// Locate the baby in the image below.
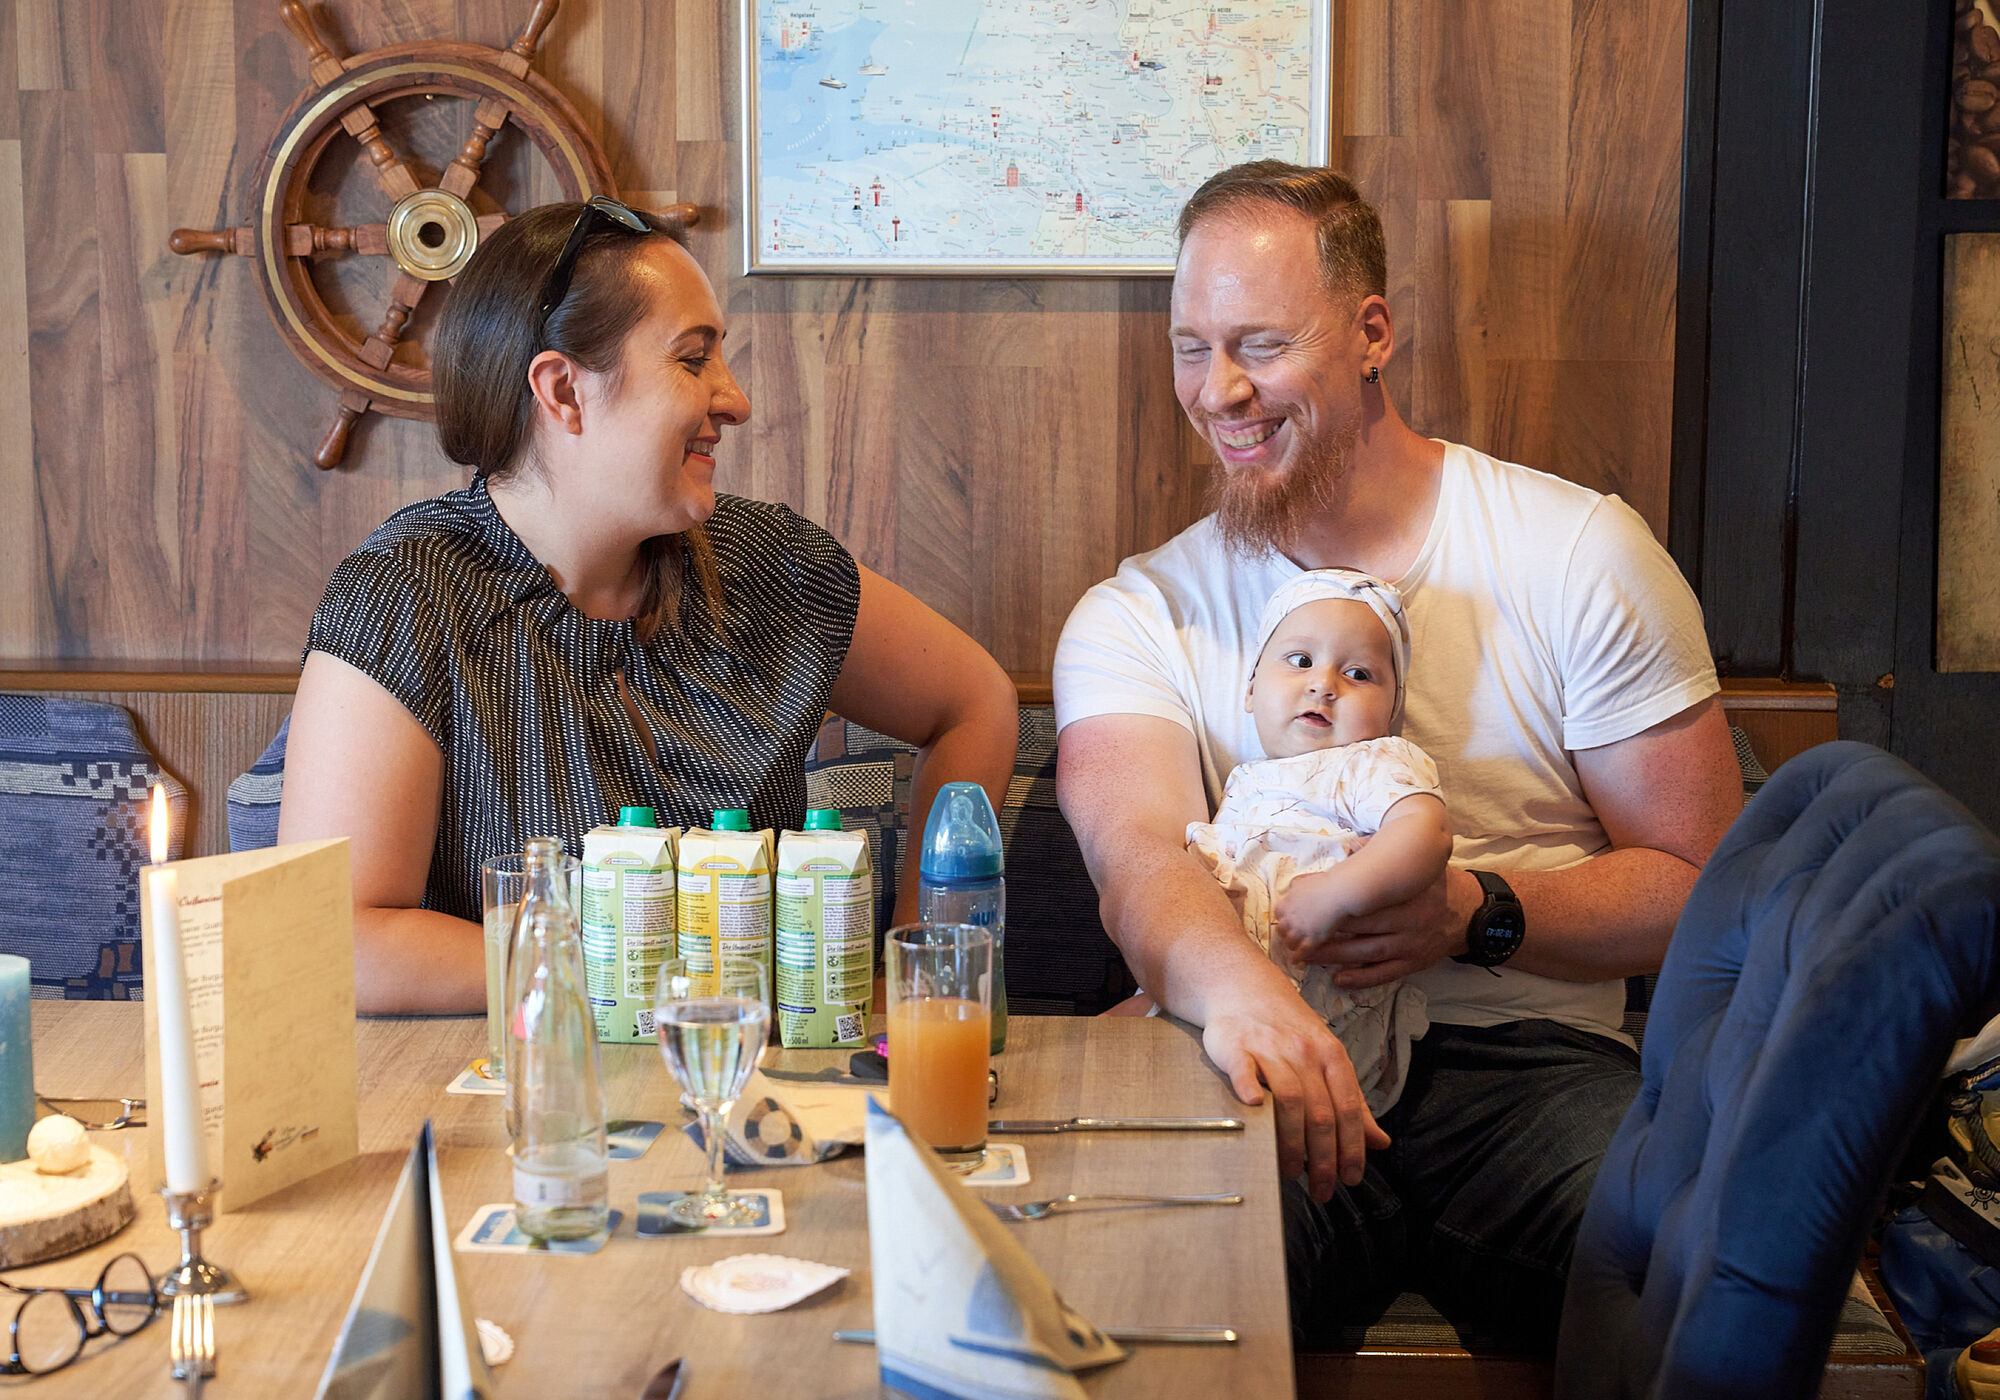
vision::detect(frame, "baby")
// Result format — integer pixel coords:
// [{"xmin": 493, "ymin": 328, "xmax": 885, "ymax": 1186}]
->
[{"xmin": 1186, "ymin": 569, "xmax": 1453, "ymax": 1117}]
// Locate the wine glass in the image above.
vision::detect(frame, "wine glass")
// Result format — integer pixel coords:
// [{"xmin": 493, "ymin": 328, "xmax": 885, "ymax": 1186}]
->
[{"xmin": 654, "ymin": 955, "xmax": 770, "ymax": 1227}]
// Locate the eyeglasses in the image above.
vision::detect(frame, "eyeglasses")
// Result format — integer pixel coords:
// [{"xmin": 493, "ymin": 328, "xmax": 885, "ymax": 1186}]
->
[
  {"xmin": 0, "ymin": 1253, "xmax": 158, "ymax": 1375},
  {"xmin": 536, "ymin": 195, "xmax": 652, "ymax": 324},
  {"xmin": 38, "ymin": 1096, "xmax": 144, "ymax": 1131}
]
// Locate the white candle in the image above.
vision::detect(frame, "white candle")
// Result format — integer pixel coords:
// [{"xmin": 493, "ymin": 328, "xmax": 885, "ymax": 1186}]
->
[{"xmin": 148, "ymin": 784, "xmax": 209, "ymax": 1195}]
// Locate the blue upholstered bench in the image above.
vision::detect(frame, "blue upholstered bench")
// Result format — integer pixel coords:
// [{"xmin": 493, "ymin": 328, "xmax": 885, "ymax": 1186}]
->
[{"xmin": 0, "ymin": 695, "xmax": 187, "ymax": 999}]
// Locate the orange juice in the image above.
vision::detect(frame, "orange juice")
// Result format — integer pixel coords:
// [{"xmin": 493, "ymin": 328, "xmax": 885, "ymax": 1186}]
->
[{"xmin": 887, "ymin": 996, "xmax": 990, "ymax": 1153}]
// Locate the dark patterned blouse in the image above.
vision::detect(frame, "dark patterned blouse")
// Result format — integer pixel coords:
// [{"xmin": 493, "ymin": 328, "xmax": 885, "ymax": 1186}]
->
[{"xmin": 305, "ymin": 478, "xmax": 860, "ymax": 921}]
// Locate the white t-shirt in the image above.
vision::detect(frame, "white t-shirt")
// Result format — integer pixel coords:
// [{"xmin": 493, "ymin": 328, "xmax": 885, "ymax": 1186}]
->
[{"xmin": 1052, "ymin": 441, "xmax": 1719, "ymax": 1039}]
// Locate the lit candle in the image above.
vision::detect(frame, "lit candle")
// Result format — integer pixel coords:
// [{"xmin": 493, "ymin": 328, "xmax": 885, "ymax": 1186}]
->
[{"xmin": 148, "ymin": 784, "xmax": 209, "ymax": 1194}]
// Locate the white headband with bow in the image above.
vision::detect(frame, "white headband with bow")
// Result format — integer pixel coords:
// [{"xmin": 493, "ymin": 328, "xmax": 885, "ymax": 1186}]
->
[{"xmin": 1252, "ymin": 568, "xmax": 1412, "ymax": 729}]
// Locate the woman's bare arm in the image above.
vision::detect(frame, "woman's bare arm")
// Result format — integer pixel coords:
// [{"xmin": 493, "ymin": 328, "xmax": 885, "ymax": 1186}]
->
[
  {"xmin": 278, "ymin": 651, "xmax": 484, "ymax": 1013},
  {"xmin": 828, "ymin": 567, "xmax": 1018, "ymax": 924}
]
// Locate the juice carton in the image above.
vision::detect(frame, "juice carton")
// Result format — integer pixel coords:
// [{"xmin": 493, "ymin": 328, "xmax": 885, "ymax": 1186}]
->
[
  {"xmin": 676, "ymin": 810, "xmax": 775, "ymax": 995},
  {"xmin": 580, "ymin": 807, "xmax": 679, "ymax": 1043},
  {"xmin": 775, "ymin": 812, "xmax": 875, "ymax": 1048}
]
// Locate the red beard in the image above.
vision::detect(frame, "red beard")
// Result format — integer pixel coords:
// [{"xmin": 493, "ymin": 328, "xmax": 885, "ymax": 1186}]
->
[{"xmin": 1198, "ymin": 403, "xmax": 1359, "ymax": 558}]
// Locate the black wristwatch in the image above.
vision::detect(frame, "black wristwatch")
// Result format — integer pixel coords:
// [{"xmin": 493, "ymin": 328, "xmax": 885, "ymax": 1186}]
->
[{"xmin": 1453, "ymin": 870, "xmax": 1525, "ymax": 968}]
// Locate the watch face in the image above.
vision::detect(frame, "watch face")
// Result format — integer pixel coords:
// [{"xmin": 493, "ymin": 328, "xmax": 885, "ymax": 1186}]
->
[{"xmin": 1475, "ymin": 906, "xmax": 1524, "ymax": 962}]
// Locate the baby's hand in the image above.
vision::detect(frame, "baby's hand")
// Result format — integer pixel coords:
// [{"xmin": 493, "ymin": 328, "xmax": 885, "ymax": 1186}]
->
[{"xmin": 1273, "ymin": 869, "xmax": 1359, "ymax": 961}]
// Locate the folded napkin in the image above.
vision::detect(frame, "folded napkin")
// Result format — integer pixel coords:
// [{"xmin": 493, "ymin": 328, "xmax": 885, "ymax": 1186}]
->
[
  {"xmin": 685, "ymin": 1069, "xmax": 873, "ymax": 1167},
  {"xmin": 316, "ymin": 1121, "xmax": 493, "ymax": 1400},
  {"xmin": 865, "ymin": 1097, "xmax": 1128, "ymax": 1400}
]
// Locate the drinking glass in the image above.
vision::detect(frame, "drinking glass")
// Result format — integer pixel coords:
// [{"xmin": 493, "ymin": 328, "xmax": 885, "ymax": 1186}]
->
[
  {"xmin": 885, "ymin": 922, "xmax": 992, "ymax": 1173},
  {"xmin": 481, "ymin": 853, "xmax": 581, "ymax": 1081},
  {"xmin": 654, "ymin": 955, "xmax": 770, "ymax": 1226}
]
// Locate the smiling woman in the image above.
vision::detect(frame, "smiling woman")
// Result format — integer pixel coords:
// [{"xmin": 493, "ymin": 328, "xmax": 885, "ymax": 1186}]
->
[{"xmin": 275, "ymin": 200, "xmax": 1019, "ymax": 1014}]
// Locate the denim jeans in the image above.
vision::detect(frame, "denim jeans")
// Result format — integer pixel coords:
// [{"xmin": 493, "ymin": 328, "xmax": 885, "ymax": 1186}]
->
[{"xmin": 1283, "ymin": 1018, "xmax": 1641, "ymax": 1351}]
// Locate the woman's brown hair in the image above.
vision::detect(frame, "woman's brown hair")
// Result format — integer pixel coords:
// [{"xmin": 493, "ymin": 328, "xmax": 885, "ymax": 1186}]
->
[{"xmin": 431, "ymin": 203, "xmax": 725, "ymax": 638}]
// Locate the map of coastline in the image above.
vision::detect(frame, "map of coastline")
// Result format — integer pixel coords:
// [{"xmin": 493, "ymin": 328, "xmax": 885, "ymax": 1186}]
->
[{"xmin": 750, "ymin": 0, "xmax": 1322, "ymax": 269}]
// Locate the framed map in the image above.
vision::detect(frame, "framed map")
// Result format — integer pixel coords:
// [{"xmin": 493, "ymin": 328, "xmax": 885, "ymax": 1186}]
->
[{"xmin": 739, "ymin": 0, "xmax": 1332, "ymax": 275}]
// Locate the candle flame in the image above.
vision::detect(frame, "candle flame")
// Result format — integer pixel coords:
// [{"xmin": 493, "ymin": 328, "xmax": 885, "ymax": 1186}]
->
[{"xmin": 150, "ymin": 783, "xmax": 168, "ymax": 865}]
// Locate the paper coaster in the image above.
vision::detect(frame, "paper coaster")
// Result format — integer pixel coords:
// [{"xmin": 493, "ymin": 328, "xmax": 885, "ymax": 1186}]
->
[
  {"xmin": 960, "ymin": 1143, "xmax": 1029, "ymax": 1187},
  {"xmin": 454, "ymin": 1204, "xmax": 622, "ymax": 1254},
  {"xmin": 607, "ymin": 1119, "xmax": 664, "ymax": 1160},
  {"xmin": 445, "ymin": 1061, "xmax": 505, "ymax": 1096},
  {"xmin": 679, "ymin": 1254, "xmax": 848, "ymax": 1314},
  {"xmin": 636, "ymin": 1189, "xmax": 786, "ymax": 1237}
]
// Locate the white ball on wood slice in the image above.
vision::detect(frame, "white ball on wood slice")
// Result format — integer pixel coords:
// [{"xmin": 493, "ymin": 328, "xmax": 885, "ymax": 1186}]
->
[{"xmin": 27, "ymin": 1116, "xmax": 89, "ymax": 1175}]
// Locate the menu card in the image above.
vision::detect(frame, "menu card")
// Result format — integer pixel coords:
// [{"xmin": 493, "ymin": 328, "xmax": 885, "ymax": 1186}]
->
[
  {"xmin": 140, "ymin": 838, "xmax": 357, "ymax": 1212},
  {"xmin": 316, "ymin": 1121, "xmax": 491, "ymax": 1400}
]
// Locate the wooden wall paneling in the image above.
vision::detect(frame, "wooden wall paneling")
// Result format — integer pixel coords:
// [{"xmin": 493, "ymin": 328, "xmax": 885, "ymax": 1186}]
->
[
  {"xmin": 88, "ymin": 0, "xmax": 163, "ymax": 153},
  {"xmin": 15, "ymin": 0, "xmax": 86, "ymax": 94},
  {"xmin": 0, "ymin": 137, "xmax": 39, "ymax": 656},
  {"xmin": 0, "ymin": 0, "xmax": 1688, "ymax": 681},
  {"xmin": 1563, "ymin": 0, "xmax": 1682, "ymax": 366},
  {"xmin": 92, "ymin": 148, "xmax": 181, "ymax": 654},
  {"xmin": 1417, "ymin": 0, "xmax": 1494, "ymax": 202},
  {"xmin": 23, "ymin": 88, "xmax": 104, "ymax": 654},
  {"xmin": 598, "ymin": 0, "xmax": 676, "ymax": 195},
  {"xmin": 0, "ymin": 2, "xmax": 21, "ymax": 141},
  {"xmin": 1481, "ymin": 0, "xmax": 1566, "ymax": 362},
  {"xmin": 1113, "ymin": 279, "xmax": 1202, "ymax": 569}
]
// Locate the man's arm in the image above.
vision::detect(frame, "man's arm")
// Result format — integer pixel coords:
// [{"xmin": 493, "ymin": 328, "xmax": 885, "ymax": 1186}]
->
[
  {"xmin": 1057, "ymin": 713, "xmax": 1389, "ymax": 1198},
  {"xmin": 1315, "ymin": 694, "xmax": 1743, "ymax": 988}
]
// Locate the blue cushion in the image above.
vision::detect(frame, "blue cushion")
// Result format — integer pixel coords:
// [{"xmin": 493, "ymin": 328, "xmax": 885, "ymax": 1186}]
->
[
  {"xmin": 0, "ymin": 695, "xmax": 187, "ymax": 999},
  {"xmin": 226, "ymin": 716, "xmax": 289, "ymax": 853},
  {"xmin": 1556, "ymin": 742, "xmax": 2000, "ymax": 1399}
]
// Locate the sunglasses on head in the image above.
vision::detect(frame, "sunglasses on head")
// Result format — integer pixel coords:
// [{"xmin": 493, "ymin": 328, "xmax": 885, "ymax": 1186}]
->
[{"xmin": 536, "ymin": 195, "xmax": 652, "ymax": 324}]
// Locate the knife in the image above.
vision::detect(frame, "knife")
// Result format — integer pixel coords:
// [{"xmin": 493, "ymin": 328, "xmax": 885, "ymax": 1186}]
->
[
  {"xmin": 986, "ymin": 1116, "xmax": 1244, "ymax": 1134},
  {"xmin": 834, "ymin": 1326, "xmax": 1237, "ymax": 1346}
]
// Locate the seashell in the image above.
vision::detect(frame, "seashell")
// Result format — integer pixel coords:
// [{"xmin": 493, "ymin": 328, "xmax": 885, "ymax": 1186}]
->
[
  {"xmin": 26, "ymin": 1117, "xmax": 89, "ymax": 1175},
  {"xmin": 475, "ymin": 1317, "xmax": 514, "ymax": 1366},
  {"xmin": 678, "ymin": 1254, "xmax": 850, "ymax": 1314}
]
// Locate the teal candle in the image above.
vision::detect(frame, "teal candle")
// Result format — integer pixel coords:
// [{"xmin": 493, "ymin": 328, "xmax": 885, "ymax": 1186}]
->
[{"xmin": 0, "ymin": 956, "xmax": 32, "ymax": 1162}]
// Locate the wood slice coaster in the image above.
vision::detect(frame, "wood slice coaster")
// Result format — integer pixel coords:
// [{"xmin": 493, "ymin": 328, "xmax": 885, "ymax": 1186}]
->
[{"xmin": 0, "ymin": 1146, "xmax": 134, "ymax": 1267}]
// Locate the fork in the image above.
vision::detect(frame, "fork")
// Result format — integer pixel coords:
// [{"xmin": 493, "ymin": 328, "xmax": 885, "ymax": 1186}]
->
[
  {"xmin": 987, "ymin": 1192, "xmax": 1244, "ymax": 1221},
  {"xmin": 170, "ymin": 1293, "xmax": 215, "ymax": 1394}
]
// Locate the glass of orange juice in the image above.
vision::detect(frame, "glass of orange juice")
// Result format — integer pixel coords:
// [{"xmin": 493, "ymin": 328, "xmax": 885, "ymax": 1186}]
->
[{"xmin": 885, "ymin": 922, "xmax": 992, "ymax": 1173}]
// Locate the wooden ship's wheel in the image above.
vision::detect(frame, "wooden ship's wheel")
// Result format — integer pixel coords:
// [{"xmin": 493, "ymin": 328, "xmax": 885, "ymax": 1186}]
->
[{"xmin": 170, "ymin": 0, "xmax": 697, "ymax": 469}]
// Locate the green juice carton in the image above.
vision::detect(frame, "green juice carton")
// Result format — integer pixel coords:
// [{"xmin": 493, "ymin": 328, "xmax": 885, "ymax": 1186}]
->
[
  {"xmin": 775, "ymin": 811, "xmax": 875, "ymax": 1048},
  {"xmin": 675, "ymin": 810, "xmax": 775, "ymax": 994},
  {"xmin": 580, "ymin": 806, "xmax": 679, "ymax": 1043}
]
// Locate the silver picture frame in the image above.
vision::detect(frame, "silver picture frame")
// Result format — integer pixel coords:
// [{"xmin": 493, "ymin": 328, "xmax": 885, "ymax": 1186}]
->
[{"xmin": 738, "ymin": 0, "xmax": 1333, "ymax": 277}]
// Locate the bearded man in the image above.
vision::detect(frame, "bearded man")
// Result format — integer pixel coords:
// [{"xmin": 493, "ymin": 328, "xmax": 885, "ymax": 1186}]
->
[{"xmin": 1052, "ymin": 161, "xmax": 1743, "ymax": 1346}]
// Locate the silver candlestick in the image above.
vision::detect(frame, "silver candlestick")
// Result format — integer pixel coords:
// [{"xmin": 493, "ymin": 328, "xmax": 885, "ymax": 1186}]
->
[{"xmin": 157, "ymin": 1180, "xmax": 249, "ymax": 1305}]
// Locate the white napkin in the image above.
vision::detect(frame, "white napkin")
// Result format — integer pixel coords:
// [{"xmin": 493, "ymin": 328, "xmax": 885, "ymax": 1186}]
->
[
  {"xmin": 865, "ymin": 1097, "xmax": 1127, "ymax": 1400},
  {"xmin": 700, "ymin": 1069, "xmax": 872, "ymax": 1167}
]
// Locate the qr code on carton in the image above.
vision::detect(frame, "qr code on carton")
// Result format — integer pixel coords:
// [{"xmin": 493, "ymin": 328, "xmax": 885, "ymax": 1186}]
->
[
  {"xmin": 836, "ymin": 1012, "xmax": 864, "ymax": 1044},
  {"xmin": 636, "ymin": 1008, "xmax": 657, "ymax": 1037}
]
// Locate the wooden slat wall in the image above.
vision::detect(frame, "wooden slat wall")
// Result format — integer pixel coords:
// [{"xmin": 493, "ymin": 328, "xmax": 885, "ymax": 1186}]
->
[{"xmin": 0, "ymin": 0, "xmax": 1683, "ymax": 674}]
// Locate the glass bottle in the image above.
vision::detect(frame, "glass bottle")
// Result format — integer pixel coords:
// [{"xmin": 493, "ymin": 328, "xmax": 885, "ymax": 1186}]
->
[{"xmin": 506, "ymin": 835, "xmax": 610, "ymax": 1241}]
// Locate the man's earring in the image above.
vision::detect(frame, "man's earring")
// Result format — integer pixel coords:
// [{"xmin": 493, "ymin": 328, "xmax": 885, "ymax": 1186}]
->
[{"xmin": 1365, "ymin": 365, "xmax": 1381, "ymax": 385}]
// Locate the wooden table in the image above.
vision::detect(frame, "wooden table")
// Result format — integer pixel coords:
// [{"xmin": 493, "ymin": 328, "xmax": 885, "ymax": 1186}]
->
[{"xmin": 14, "ymin": 1004, "xmax": 1294, "ymax": 1398}]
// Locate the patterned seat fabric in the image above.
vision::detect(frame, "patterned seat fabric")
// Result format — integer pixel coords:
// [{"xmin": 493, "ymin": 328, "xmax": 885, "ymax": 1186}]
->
[
  {"xmin": 0, "ymin": 695, "xmax": 187, "ymax": 999},
  {"xmin": 226, "ymin": 715, "xmax": 289, "ymax": 854}
]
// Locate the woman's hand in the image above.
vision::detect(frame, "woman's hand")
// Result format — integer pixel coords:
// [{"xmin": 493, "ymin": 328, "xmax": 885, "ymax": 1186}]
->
[
  {"xmin": 279, "ymin": 652, "xmax": 484, "ymax": 1013},
  {"xmin": 828, "ymin": 567, "xmax": 1018, "ymax": 921}
]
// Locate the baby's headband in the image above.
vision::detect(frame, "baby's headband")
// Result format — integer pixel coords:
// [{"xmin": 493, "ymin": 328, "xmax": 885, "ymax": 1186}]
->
[{"xmin": 1253, "ymin": 568, "xmax": 1412, "ymax": 729}]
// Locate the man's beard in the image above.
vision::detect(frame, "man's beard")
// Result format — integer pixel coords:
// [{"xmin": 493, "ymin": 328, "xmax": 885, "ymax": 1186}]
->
[{"xmin": 1201, "ymin": 404, "xmax": 1358, "ymax": 558}]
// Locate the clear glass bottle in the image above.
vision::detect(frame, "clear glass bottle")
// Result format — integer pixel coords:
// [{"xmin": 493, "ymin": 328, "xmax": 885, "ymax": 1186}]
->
[
  {"xmin": 506, "ymin": 835, "xmax": 610, "ymax": 1241},
  {"xmin": 917, "ymin": 782, "xmax": 1008, "ymax": 1053}
]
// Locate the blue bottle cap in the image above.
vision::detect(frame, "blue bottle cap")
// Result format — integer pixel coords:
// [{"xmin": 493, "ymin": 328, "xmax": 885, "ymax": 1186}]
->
[{"xmin": 919, "ymin": 782, "xmax": 1003, "ymax": 880}]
